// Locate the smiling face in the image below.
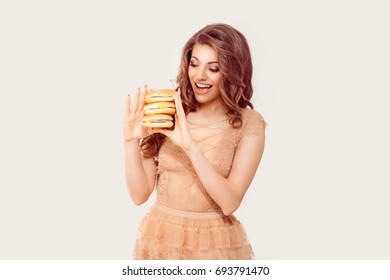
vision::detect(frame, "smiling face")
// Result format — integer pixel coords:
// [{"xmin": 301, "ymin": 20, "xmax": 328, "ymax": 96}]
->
[{"xmin": 188, "ymin": 44, "xmax": 223, "ymax": 105}]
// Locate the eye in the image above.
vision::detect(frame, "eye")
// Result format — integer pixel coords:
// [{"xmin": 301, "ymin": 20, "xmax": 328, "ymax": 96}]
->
[
  {"xmin": 189, "ymin": 61, "xmax": 198, "ymax": 67},
  {"xmin": 209, "ymin": 67, "xmax": 219, "ymax": 73}
]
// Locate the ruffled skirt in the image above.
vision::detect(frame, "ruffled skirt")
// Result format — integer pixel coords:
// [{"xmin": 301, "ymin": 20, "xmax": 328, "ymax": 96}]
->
[{"xmin": 133, "ymin": 203, "xmax": 255, "ymax": 260}]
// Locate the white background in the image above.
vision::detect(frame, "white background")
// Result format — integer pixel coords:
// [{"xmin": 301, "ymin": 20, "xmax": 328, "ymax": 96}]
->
[{"xmin": 0, "ymin": 0, "xmax": 389, "ymax": 259}]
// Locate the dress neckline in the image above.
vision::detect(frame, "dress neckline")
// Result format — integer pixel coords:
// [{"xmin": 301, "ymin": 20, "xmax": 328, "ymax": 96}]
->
[{"xmin": 186, "ymin": 118, "xmax": 229, "ymax": 129}]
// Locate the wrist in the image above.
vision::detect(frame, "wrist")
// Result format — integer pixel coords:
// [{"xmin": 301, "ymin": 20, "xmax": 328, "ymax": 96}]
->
[{"xmin": 184, "ymin": 141, "xmax": 200, "ymax": 157}]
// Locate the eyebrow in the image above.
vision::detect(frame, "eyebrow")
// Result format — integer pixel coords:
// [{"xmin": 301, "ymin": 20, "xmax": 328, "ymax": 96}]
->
[{"xmin": 191, "ymin": 56, "xmax": 218, "ymax": 64}]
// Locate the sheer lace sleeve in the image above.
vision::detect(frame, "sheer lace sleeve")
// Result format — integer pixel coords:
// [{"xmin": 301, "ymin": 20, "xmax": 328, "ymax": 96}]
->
[{"xmin": 241, "ymin": 109, "xmax": 266, "ymax": 139}]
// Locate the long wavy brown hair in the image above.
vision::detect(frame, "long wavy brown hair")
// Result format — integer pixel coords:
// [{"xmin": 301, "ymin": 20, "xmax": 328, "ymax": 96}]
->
[{"xmin": 141, "ymin": 23, "xmax": 254, "ymax": 158}]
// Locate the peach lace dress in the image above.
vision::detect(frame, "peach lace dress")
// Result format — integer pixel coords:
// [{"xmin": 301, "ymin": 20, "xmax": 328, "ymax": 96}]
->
[{"xmin": 133, "ymin": 108, "xmax": 265, "ymax": 260}]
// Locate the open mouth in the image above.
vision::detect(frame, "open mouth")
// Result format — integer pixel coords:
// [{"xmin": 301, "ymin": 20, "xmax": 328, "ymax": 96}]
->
[{"xmin": 195, "ymin": 83, "xmax": 212, "ymax": 89}]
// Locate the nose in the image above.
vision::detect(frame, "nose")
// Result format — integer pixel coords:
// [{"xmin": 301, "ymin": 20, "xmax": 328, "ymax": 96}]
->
[{"xmin": 195, "ymin": 66, "xmax": 207, "ymax": 81}]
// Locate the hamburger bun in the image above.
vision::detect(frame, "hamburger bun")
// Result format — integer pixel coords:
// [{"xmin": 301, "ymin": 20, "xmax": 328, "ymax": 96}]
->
[
  {"xmin": 143, "ymin": 101, "xmax": 176, "ymax": 115},
  {"xmin": 144, "ymin": 89, "xmax": 176, "ymax": 104},
  {"xmin": 142, "ymin": 114, "xmax": 174, "ymax": 128}
]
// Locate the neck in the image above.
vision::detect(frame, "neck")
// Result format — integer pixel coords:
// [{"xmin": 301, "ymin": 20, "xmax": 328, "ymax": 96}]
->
[{"xmin": 197, "ymin": 97, "xmax": 226, "ymax": 118}]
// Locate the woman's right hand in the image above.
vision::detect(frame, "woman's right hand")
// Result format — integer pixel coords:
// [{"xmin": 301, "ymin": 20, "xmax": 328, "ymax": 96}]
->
[{"xmin": 124, "ymin": 85, "xmax": 152, "ymax": 142}]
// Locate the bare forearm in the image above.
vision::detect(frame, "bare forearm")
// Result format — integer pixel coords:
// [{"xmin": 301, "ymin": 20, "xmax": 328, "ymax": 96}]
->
[
  {"xmin": 185, "ymin": 144, "xmax": 240, "ymax": 215},
  {"xmin": 124, "ymin": 140, "xmax": 153, "ymax": 205}
]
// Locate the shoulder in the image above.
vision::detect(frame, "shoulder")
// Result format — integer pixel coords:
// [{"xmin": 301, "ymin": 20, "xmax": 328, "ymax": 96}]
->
[
  {"xmin": 241, "ymin": 108, "xmax": 266, "ymax": 126},
  {"xmin": 239, "ymin": 108, "xmax": 266, "ymax": 137}
]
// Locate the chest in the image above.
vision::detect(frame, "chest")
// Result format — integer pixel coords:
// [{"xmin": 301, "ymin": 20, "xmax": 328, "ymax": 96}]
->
[
  {"xmin": 158, "ymin": 127, "xmax": 240, "ymax": 177},
  {"xmin": 189, "ymin": 124, "xmax": 229, "ymax": 154}
]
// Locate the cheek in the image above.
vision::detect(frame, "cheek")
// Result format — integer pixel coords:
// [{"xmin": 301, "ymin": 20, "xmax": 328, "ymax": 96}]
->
[
  {"xmin": 188, "ymin": 68, "xmax": 195, "ymax": 79},
  {"xmin": 212, "ymin": 74, "xmax": 222, "ymax": 85}
]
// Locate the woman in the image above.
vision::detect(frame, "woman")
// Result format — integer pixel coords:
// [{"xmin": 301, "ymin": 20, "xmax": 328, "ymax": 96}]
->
[{"xmin": 124, "ymin": 23, "xmax": 266, "ymax": 259}]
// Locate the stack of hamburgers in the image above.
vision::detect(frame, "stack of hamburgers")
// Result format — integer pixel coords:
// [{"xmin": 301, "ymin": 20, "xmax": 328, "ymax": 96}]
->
[{"xmin": 142, "ymin": 89, "xmax": 176, "ymax": 128}]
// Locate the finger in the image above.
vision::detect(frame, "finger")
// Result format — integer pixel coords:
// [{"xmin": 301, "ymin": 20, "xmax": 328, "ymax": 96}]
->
[
  {"xmin": 174, "ymin": 105, "xmax": 180, "ymax": 123},
  {"xmin": 132, "ymin": 87, "xmax": 141, "ymax": 112},
  {"xmin": 174, "ymin": 92, "xmax": 182, "ymax": 116},
  {"xmin": 125, "ymin": 93, "xmax": 131, "ymax": 113},
  {"xmin": 174, "ymin": 94, "xmax": 183, "ymax": 124},
  {"xmin": 138, "ymin": 85, "xmax": 148, "ymax": 111},
  {"xmin": 175, "ymin": 91, "xmax": 187, "ymax": 127},
  {"xmin": 177, "ymin": 90, "xmax": 185, "ymax": 114}
]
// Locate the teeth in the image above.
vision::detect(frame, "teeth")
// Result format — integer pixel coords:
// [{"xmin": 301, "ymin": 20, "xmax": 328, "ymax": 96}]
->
[{"xmin": 196, "ymin": 83, "xmax": 212, "ymax": 88}]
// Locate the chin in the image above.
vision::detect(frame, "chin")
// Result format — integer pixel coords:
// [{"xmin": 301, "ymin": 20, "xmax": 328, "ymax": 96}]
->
[{"xmin": 194, "ymin": 93, "xmax": 219, "ymax": 105}]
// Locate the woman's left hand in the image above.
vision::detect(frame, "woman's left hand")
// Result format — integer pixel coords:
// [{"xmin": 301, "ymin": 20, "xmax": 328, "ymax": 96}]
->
[{"xmin": 154, "ymin": 90, "xmax": 197, "ymax": 153}]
